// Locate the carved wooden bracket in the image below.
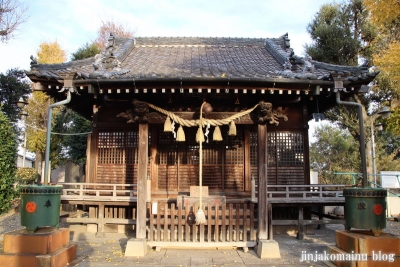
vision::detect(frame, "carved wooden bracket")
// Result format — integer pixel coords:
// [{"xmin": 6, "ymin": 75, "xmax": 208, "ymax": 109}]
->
[
  {"xmin": 117, "ymin": 99, "xmax": 149, "ymax": 123},
  {"xmin": 257, "ymin": 100, "xmax": 288, "ymax": 125}
]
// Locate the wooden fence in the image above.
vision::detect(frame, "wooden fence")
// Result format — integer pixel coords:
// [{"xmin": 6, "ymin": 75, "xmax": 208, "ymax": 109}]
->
[{"xmin": 147, "ymin": 202, "xmax": 257, "ymax": 248}]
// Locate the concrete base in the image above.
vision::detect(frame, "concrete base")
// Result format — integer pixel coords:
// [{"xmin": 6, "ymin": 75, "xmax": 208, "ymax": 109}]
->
[
  {"xmin": 328, "ymin": 230, "xmax": 400, "ymax": 267},
  {"xmin": 255, "ymin": 239, "xmax": 281, "ymax": 259},
  {"xmin": 335, "ymin": 230, "xmax": 400, "ymax": 256},
  {"xmin": 125, "ymin": 238, "xmax": 148, "ymax": 257},
  {"xmin": 0, "ymin": 228, "xmax": 77, "ymax": 267}
]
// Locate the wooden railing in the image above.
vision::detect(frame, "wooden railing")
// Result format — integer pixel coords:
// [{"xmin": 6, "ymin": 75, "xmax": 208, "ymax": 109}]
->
[
  {"xmin": 250, "ymin": 184, "xmax": 345, "ymax": 203},
  {"xmin": 147, "ymin": 202, "xmax": 257, "ymax": 248},
  {"xmin": 266, "ymin": 184, "xmax": 345, "ymax": 203},
  {"xmin": 58, "ymin": 183, "xmax": 137, "ymax": 202}
]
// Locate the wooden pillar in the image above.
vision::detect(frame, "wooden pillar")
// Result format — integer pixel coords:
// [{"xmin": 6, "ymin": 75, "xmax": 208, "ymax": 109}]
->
[
  {"xmin": 85, "ymin": 134, "xmax": 92, "ymax": 183},
  {"xmin": 268, "ymin": 203, "xmax": 273, "ymax": 239},
  {"xmin": 244, "ymin": 127, "xmax": 251, "ymax": 191},
  {"xmin": 137, "ymin": 123, "xmax": 148, "ymax": 239},
  {"xmin": 303, "ymin": 101, "xmax": 311, "ymax": 185},
  {"xmin": 88, "ymin": 132, "xmax": 98, "ymax": 183},
  {"xmin": 87, "ymin": 104, "xmax": 98, "ymax": 183},
  {"xmin": 297, "ymin": 205, "xmax": 305, "ymax": 240},
  {"xmin": 257, "ymin": 124, "xmax": 268, "ymax": 240},
  {"xmin": 150, "ymin": 127, "xmax": 158, "ymax": 195}
]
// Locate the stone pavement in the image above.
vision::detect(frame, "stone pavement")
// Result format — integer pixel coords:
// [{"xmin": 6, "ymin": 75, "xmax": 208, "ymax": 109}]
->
[{"xmin": 68, "ymin": 226, "xmax": 339, "ymax": 267}]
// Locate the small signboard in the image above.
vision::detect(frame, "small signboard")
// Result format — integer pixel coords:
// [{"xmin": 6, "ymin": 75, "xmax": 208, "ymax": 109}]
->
[{"xmin": 380, "ymin": 171, "xmax": 400, "ymax": 188}]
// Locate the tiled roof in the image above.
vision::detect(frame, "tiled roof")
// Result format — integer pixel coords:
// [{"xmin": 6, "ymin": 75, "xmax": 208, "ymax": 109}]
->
[{"xmin": 27, "ymin": 34, "xmax": 376, "ymax": 83}]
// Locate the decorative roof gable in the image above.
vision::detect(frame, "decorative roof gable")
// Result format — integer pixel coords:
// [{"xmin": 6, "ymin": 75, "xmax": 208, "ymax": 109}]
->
[{"xmin": 27, "ymin": 33, "xmax": 376, "ymax": 85}]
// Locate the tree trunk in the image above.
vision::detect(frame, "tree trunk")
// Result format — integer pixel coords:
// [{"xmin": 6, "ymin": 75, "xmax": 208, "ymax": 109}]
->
[
  {"xmin": 354, "ymin": 95, "xmax": 373, "ymax": 177},
  {"xmin": 35, "ymin": 150, "xmax": 43, "ymax": 183}
]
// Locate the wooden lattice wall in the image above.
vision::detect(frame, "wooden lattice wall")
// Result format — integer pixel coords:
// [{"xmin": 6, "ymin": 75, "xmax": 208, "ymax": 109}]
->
[
  {"xmin": 94, "ymin": 126, "xmax": 307, "ymax": 194},
  {"xmin": 157, "ymin": 127, "xmax": 244, "ymax": 192},
  {"xmin": 267, "ymin": 132, "xmax": 305, "ymax": 185},
  {"xmin": 96, "ymin": 130, "xmax": 151, "ymax": 184}
]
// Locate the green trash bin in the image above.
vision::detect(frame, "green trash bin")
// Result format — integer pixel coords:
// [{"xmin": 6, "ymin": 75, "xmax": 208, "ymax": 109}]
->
[
  {"xmin": 343, "ymin": 187, "xmax": 387, "ymax": 236},
  {"xmin": 19, "ymin": 185, "xmax": 63, "ymax": 233}
]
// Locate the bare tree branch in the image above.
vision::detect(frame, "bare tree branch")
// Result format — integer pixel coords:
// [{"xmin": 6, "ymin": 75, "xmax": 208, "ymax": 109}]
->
[
  {"xmin": 0, "ymin": 0, "xmax": 28, "ymax": 42},
  {"xmin": 94, "ymin": 19, "xmax": 135, "ymax": 49}
]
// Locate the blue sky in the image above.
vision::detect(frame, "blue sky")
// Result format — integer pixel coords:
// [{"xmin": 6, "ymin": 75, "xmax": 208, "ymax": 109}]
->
[{"xmin": 0, "ymin": 0, "xmax": 334, "ymax": 73}]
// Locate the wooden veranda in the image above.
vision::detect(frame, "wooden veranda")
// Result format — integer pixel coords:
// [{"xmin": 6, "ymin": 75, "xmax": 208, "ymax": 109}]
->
[{"xmin": 60, "ymin": 182, "xmax": 345, "ymax": 244}]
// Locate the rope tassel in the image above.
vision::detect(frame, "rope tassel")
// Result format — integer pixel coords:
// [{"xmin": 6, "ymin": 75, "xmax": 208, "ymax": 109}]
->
[
  {"xmin": 196, "ymin": 208, "xmax": 207, "ymax": 224},
  {"xmin": 164, "ymin": 116, "xmax": 172, "ymax": 132},
  {"xmin": 196, "ymin": 127, "xmax": 204, "ymax": 143},
  {"xmin": 176, "ymin": 125, "xmax": 185, "ymax": 142},
  {"xmin": 228, "ymin": 121, "xmax": 236, "ymax": 136},
  {"xmin": 213, "ymin": 125, "xmax": 223, "ymax": 141}
]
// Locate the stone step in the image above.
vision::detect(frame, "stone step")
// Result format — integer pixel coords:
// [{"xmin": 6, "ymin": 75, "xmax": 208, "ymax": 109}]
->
[
  {"xmin": 0, "ymin": 242, "xmax": 77, "ymax": 267},
  {"xmin": 3, "ymin": 228, "xmax": 70, "ymax": 254}
]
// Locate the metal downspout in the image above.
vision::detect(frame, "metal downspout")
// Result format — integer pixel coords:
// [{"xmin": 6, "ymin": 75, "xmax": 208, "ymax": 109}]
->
[
  {"xmin": 336, "ymin": 92, "xmax": 368, "ymax": 187},
  {"xmin": 43, "ymin": 88, "xmax": 73, "ymax": 185}
]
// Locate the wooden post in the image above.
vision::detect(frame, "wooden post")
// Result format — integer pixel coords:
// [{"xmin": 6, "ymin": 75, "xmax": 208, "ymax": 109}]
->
[
  {"xmin": 150, "ymin": 127, "xmax": 158, "ymax": 197},
  {"xmin": 98, "ymin": 203, "xmax": 105, "ymax": 235},
  {"xmin": 85, "ymin": 134, "xmax": 91, "ymax": 183},
  {"xmin": 257, "ymin": 124, "xmax": 268, "ymax": 240},
  {"xmin": 244, "ymin": 127, "xmax": 251, "ymax": 191},
  {"xmin": 88, "ymin": 104, "xmax": 98, "ymax": 183},
  {"xmin": 137, "ymin": 123, "xmax": 148, "ymax": 239},
  {"xmin": 297, "ymin": 205, "xmax": 304, "ymax": 240},
  {"xmin": 268, "ymin": 203, "xmax": 273, "ymax": 239}
]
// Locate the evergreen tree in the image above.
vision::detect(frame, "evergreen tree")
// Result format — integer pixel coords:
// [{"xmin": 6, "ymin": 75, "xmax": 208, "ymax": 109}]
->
[
  {"xmin": 305, "ymin": 0, "xmax": 374, "ymax": 65},
  {"xmin": 0, "ymin": 107, "xmax": 17, "ymax": 214},
  {"xmin": 0, "ymin": 68, "xmax": 31, "ymax": 124},
  {"xmin": 54, "ymin": 109, "xmax": 91, "ymax": 166},
  {"xmin": 71, "ymin": 43, "xmax": 101, "ymax": 61},
  {"xmin": 310, "ymin": 124, "xmax": 360, "ymax": 184}
]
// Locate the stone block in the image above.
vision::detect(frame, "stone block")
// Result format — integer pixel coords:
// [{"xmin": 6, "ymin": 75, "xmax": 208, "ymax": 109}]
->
[
  {"xmin": 335, "ymin": 230, "xmax": 359, "ymax": 254},
  {"xmin": 0, "ymin": 254, "xmax": 38, "ymax": 267},
  {"xmin": 3, "ymin": 228, "xmax": 70, "ymax": 254},
  {"xmin": 328, "ymin": 246, "xmax": 400, "ymax": 267},
  {"xmin": 336, "ymin": 230, "xmax": 400, "ymax": 256},
  {"xmin": 86, "ymin": 223, "xmax": 97, "ymax": 233},
  {"xmin": 327, "ymin": 246, "xmax": 357, "ymax": 267},
  {"xmin": 125, "ymin": 238, "xmax": 147, "ymax": 257},
  {"xmin": 358, "ymin": 255, "xmax": 400, "ymax": 267},
  {"xmin": 37, "ymin": 243, "xmax": 77, "ymax": 267},
  {"xmin": 0, "ymin": 242, "xmax": 77, "ymax": 267},
  {"xmin": 256, "ymin": 239, "xmax": 280, "ymax": 259}
]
